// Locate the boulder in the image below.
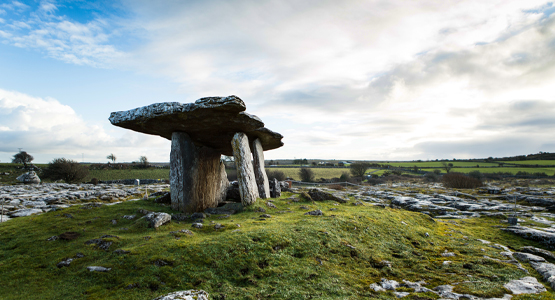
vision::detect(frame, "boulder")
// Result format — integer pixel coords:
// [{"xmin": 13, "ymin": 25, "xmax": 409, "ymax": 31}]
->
[
  {"xmin": 153, "ymin": 290, "xmax": 209, "ymax": 300},
  {"xmin": 308, "ymin": 188, "xmax": 347, "ymax": 203},
  {"xmin": 16, "ymin": 171, "xmax": 40, "ymax": 184},
  {"xmin": 146, "ymin": 212, "xmax": 171, "ymax": 228}
]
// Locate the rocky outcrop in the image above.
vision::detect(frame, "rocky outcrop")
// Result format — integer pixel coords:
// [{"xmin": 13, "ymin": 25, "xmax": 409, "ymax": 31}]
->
[{"xmin": 16, "ymin": 171, "xmax": 40, "ymax": 184}]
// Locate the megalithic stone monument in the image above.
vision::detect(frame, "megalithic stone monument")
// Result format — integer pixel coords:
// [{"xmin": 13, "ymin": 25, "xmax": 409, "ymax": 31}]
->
[{"xmin": 109, "ymin": 96, "xmax": 283, "ymax": 213}]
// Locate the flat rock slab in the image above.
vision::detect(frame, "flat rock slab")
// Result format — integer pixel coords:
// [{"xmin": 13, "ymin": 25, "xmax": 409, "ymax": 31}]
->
[
  {"xmin": 504, "ymin": 276, "xmax": 546, "ymax": 294},
  {"xmin": 109, "ymin": 95, "xmax": 283, "ymax": 156}
]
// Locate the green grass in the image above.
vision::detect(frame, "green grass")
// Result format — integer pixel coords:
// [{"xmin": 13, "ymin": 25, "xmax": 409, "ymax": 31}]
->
[
  {"xmin": 85, "ymin": 169, "xmax": 170, "ymax": 182},
  {"xmin": 1, "ymin": 189, "xmax": 552, "ymax": 299},
  {"xmin": 500, "ymin": 160, "xmax": 555, "ymax": 166},
  {"xmin": 421, "ymin": 167, "xmax": 555, "ymax": 176},
  {"xmin": 266, "ymin": 168, "xmax": 376, "ymax": 180}
]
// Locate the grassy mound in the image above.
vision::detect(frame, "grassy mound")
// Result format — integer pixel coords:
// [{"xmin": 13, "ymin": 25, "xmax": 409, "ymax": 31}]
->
[{"xmin": 0, "ymin": 191, "xmax": 553, "ymax": 299}]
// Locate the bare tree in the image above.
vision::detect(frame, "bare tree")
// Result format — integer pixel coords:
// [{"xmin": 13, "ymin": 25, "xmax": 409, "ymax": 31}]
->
[
  {"xmin": 107, "ymin": 153, "xmax": 116, "ymax": 163},
  {"xmin": 12, "ymin": 151, "xmax": 34, "ymax": 168}
]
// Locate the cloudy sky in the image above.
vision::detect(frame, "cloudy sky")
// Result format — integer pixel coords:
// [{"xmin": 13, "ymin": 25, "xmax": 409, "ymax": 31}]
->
[{"xmin": 1, "ymin": 0, "xmax": 554, "ymax": 163}]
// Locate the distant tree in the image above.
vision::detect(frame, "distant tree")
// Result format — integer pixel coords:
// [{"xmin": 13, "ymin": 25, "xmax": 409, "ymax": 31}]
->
[
  {"xmin": 299, "ymin": 168, "xmax": 315, "ymax": 182},
  {"xmin": 413, "ymin": 165, "xmax": 419, "ymax": 173},
  {"xmin": 139, "ymin": 156, "xmax": 149, "ymax": 167},
  {"xmin": 350, "ymin": 162, "xmax": 371, "ymax": 178},
  {"xmin": 433, "ymin": 169, "xmax": 442, "ymax": 175},
  {"xmin": 107, "ymin": 153, "xmax": 116, "ymax": 163},
  {"xmin": 311, "ymin": 161, "xmax": 317, "ymax": 166},
  {"xmin": 12, "ymin": 151, "xmax": 34, "ymax": 168},
  {"xmin": 441, "ymin": 162, "xmax": 453, "ymax": 173},
  {"xmin": 42, "ymin": 158, "xmax": 89, "ymax": 183}
]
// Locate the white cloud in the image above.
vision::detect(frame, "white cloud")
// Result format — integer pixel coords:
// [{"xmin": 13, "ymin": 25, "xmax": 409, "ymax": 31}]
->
[
  {"xmin": 0, "ymin": 1, "xmax": 124, "ymax": 67},
  {"xmin": 0, "ymin": 89, "xmax": 170, "ymax": 163}
]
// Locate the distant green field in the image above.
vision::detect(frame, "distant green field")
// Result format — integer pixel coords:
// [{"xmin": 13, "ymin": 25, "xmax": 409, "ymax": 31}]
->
[
  {"xmin": 421, "ymin": 167, "xmax": 555, "ymax": 176},
  {"xmin": 266, "ymin": 168, "xmax": 374, "ymax": 181},
  {"xmin": 382, "ymin": 161, "xmax": 499, "ymax": 167},
  {"xmin": 499, "ymin": 160, "xmax": 555, "ymax": 166}
]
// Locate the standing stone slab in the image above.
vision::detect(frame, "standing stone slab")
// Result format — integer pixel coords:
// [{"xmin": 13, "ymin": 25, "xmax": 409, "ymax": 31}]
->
[
  {"xmin": 171, "ymin": 132, "xmax": 229, "ymax": 213},
  {"xmin": 232, "ymin": 132, "xmax": 259, "ymax": 206},
  {"xmin": 269, "ymin": 178, "xmax": 281, "ymax": 198},
  {"xmin": 252, "ymin": 138, "xmax": 270, "ymax": 199}
]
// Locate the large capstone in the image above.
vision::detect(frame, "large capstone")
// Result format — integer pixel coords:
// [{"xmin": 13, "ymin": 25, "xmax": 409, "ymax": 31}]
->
[{"xmin": 109, "ymin": 96, "xmax": 283, "ymax": 156}]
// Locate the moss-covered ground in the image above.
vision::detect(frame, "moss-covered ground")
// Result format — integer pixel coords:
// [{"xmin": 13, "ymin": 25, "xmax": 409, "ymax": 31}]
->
[{"xmin": 1, "ymin": 188, "xmax": 555, "ymax": 299}]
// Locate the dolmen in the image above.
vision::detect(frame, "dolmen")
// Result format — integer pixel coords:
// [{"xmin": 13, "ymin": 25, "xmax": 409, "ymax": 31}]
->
[{"xmin": 109, "ymin": 96, "xmax": 283, "ymax": 213}]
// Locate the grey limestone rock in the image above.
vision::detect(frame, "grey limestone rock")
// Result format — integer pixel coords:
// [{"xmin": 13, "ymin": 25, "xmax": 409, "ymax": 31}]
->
[
  {"xmin": 9, "ymin": 208, "xmax": 43, "ymax": 217},
  {"xmin": 232, "ymin": 132, "xmax": 259, "ymax": 206},
  {"xmin": 369, "ymin": 283, "xmax": 385, "ymax": 292},
  {"xmin": 308, "ymin": 188, "xmax": 347, "ymax": 203},
  {"xmin": 504, "ymin": 276, "xmax": 546, "ymax": 294},
  {"xmin": 304, "ymin": 210, "xmax": 323, "ymax": 216},
  {"xmin": 520, "ymin": 246, "xmax": 555, "ymax": 260},
  {"xmin": 16, "ymin": 171, "xmax": 40, "ymax": 184},
  {"xmin": 503, "ymin": 225, "xmax": 555, "ymax": 247},
  {"xmin": 153, "ymin": 290, "xmax": 209, "ymax": 300},
  {"xmin": 146, "ymin": 212, "xmax": 171, "ymax": 228},
  {"xmin": 87, "ymin": 266, "xmax": 111, "ymax": 272},
  {"xmin": 380, "ymin": 278, "xmax": 399, "ymax": 290},
  {"xmin": 109, "ymin": 96, "xmax": 283, "ymax": 156},
  {"xmin": 252, "ymin": 138, "xmax": 270, "ymax": 198},
  {"xmin": 269, "ymin": 178, "xmax": 281, "ymax": 198},
  {"xmin": 192, "ymin": 223, "xmax": 203, "ymax": 229},
  {"xmin": 513, "ymin": 252, "xmax": 546, "ymax": 262}
]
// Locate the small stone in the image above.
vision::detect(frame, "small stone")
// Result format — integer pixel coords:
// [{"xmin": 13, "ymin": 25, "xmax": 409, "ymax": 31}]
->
[
  {"xmin": 87, "ymin": 266, "xmax": 111, "ymax": 272},
  {"xmin": 191, "ymin": 212, "xmax": 206, "ymax": 219},
  {"xmin": 47, "ymin": 236, "xmax": 59, "ymax": 241},
  {"xmin": 113, "ymin": 249, "xmax": 130, "ymax": 254},
  {"xmin": 260, "ymin": 214, "xmax": 271, "ymax": 218},
  {"xmin": 255, "ymin": 207, "xmax": 266, "ymax": 213},
  {"xmin": 122, "ymin": 215, "xmax": 136, "ymax": 220},
  {"xmin": 214, "ymin": 223, "xmax": 224, "ymax": 230},
  {"xmin": 394, "ymin": 292, "xmax": 410, "ymax": 298},
  {"xmin": 266, "ymin": 202, "xmax": 277, "ymax": 208},
  {"xmin": 192, "ymin": 223, "xmax": 203, "ymax": 229},
  {"xmin": 514, "ymin": 252, "xmax": 546, "ymax": 262},
  {"xmin": 304, "ymin": 210, "xmax": 323, "ymax": 216},
  {"xmin": 57, "ymin": 258, "xmax": 74, "ymax": 268},
  {"xmin": 111, "ymin": 219, "xmax": 117, "ymax": 225},
  {"xmin": 369, "ymin": 283, "xmax": 385, "ymax": 292},
  {"xmin": 380, "ymin": 278, "xmax": 399, "ymax": 290},
  {"xmin": 153, "ymin": 290, "xmax": 209, "ymax": 300}
]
